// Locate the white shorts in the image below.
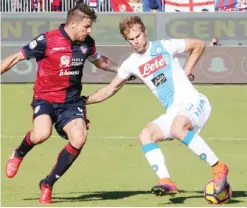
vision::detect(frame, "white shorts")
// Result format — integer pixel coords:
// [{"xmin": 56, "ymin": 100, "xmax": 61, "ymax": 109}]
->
[{"xmin": 152, "ymin": 94, "xmax": 211, "ymax": 139}]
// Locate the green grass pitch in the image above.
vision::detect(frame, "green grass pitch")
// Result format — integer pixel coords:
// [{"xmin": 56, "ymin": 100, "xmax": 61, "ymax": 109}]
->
[{"xmin": 1, "ymin": 84, "xmax": 247, "ymax": 206}]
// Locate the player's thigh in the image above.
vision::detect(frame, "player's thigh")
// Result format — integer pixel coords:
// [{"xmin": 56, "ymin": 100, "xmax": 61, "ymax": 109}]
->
[
  {"xmin": 54, "ymin": 99, "xmax": 88, "ymax": 148},
  {"xmin": 151, "ymin": 109, "xmax": 178, "ymax": 140},
  {"xmin": 31, "ymin": 99, "xmax": 54, "ymax": 143},
  {"xmin": 63, "ymin": 118, "xmax": 88, "ymax": 148},
  {"xmin": 178, "ymin": 94, "xmax": 211, "ymax": 133},
  {"xmin": 139, "ymin": 122, "xmax": 164, "ymax": 144}
]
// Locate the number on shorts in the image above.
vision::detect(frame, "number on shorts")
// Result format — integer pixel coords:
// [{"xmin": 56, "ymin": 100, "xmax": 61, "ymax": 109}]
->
[{"xmin": 185, "ymin": 103, "xmax": 194, "ymax": 112}]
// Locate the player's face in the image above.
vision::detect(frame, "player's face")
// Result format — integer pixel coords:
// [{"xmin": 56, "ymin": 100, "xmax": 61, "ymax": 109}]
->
[
  {"xmin": 125, "ymin": 25, "xmax": 148, "ymax": 54},
  {"xmin": 74, "ymin": 17, "xmax": 93, "ymax": 41}
]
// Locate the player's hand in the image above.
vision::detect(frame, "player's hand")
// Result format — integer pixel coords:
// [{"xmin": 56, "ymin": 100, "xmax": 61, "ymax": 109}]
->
[
  {"xmin": 128, "ymin": 75, "xmax": 137, "ymax": 81},
  {"xmin": 188, "ymin": 74, "xmax": 195, "ymax": 81},
  {"xmin": 100, "ymin": 56, "xmax": 112, "ymax": 70}
]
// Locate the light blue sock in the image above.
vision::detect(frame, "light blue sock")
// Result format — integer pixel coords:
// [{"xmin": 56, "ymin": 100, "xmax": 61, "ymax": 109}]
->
[{"xmin": 142, "ymin": 143, "xmax": 170, "ymax": 179}]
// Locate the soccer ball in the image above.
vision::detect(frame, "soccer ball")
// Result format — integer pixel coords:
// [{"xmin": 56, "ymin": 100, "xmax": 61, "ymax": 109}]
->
[{"xmin": 204, "ymin": 180, "xmax": 232, "ymax": 204}]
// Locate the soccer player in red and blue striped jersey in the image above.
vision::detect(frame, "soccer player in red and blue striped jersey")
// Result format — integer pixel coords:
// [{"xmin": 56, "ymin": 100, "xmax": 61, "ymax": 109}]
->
[{"xmin": 1, "ymin": 3, "xmax": 119, "ymax": 204}]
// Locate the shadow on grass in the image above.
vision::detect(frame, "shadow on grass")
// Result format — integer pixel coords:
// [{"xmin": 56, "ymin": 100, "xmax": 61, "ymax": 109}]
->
[
  {"xmin": 24, "ymin": 190, "xmax": 246, "ymax": 204},
  {"xmin": 167, "ymin": 191, "xmax": 244, "ymax": 205}
]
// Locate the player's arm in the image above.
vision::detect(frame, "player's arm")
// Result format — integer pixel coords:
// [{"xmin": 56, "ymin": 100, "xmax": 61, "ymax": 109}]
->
[
  {"xmin": 87, "ymin": 39, "xmax": 136, "ymax": 80},
  {"xmin": 91, "ymin": 55, "xmax": 119, "ymax": 73},
  {"xmin": 0, "ymin": 52, "xmax": 25, "ymax": 75},
  {"xmin": 1, "ymin": 34, "xmax": 46, "ymax": 75},
  {"xmin": 87, "ymin": 39, "xmax": 120, "ymax": 73},
  {"xmin": 86, "ymin": 75, "xmax": 127, "ymax": 104},
  {"xmin": 86, "ymin": 61, "xmax": 132, "ymax": 104},
  {"xmin": 182, "ymin": 39, "xmax": 205, "ymax": 77},
  {"xmin": 164, "ymin": 38, "xmax": 205, "ymax": 81},
  {"xmin": 88, "ymin": 53, "xmax": 136, "ymax": 80}
]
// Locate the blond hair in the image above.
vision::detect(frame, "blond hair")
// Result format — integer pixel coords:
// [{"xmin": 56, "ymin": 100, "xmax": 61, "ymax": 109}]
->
[{"xmin": 119, "ymin": 16, "xmax": 146, "ymax": 39}]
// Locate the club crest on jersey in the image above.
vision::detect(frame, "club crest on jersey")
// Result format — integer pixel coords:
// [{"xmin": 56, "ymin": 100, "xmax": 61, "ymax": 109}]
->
[
  {"xmin": 60, "ymin": 55, "xmax": 70, "ymax": 68},
  {"xmin": 139, "ymin": 55, "xmax": 166, "ymax": 78},
  {"xmin": 80, "ymin": 45, "xmax": 88, "ymax": 54},
  {"xmin": 156, "ymin": 47, "xmax": 162, "ymax": 54}
]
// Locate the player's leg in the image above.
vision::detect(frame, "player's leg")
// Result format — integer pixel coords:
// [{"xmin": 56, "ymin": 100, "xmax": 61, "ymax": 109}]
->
[
  {"xmin": 6, "ymin": 100, "xmax": 54, "ymax": 178},
  {"xmin": 39, "ymin": 100, "xmax": 88, "ymax": 204},
  {"xmin": 139, "ymin": 118, "xmax": 178, "ymax": 196},
  {"xmin": 170, "ymin": 95, "xmax": 229, "ymax": 194}
]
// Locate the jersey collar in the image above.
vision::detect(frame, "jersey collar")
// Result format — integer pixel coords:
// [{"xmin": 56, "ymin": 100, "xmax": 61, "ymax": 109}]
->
[
  {"xmin": 59, "ymin": 24, "xmax": 72, "ymax": 41},
  {"xmin": 59, "ymin": 24, "xmax": 89, "ymax": 45}
]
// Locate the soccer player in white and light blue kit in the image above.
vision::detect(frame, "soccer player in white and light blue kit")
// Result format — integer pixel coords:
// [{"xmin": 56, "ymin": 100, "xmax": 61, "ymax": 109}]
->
[{"xmin": 85, "ymin": 16, "xmax": 229, "ymax": 196}]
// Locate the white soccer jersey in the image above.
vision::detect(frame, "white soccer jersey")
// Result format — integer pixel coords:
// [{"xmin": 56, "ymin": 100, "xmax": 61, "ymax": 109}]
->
[{"xmin": 118, "ymin": 39, "xmax": 200, "ymax": 110}]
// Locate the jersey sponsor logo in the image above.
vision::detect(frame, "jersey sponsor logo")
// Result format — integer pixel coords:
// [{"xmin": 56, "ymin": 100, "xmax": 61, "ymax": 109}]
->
[
  {"xmin": 29, "ymin": 40, "xmax": 37, "ymax": 49},
  {"xmin": 52, "ymin": 47, "xmax": 66, "ymax": 51},
  {"xmin": 72, "ymin": 62, "xmax": 83, "ymax": 66},
  {"xmin": 59, "ymin": 70, "xmax": 80, "ymax": 76},
  {"xmin": 151, "ymin": 73, "xmax": 167, "ymax": 87},
  {"xmin": 59, "ymin": 55, "xmax": 70, "ymax": 68},
  {"xmin": 139, "ymin": 55, "xmax": 166, "ymax": 78},
  {"xmin": 72, "ymin": 58, "xmax": 84, "ymax": 66}
]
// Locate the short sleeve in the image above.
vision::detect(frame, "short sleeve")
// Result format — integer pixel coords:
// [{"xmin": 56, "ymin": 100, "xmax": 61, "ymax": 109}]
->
[
  {"xmin": 87, "ymin": 40, "xmax": 101, "ymax": 62},
  {"xmin": 118, "ymin": 61, "xmax": 132, "ymax": 80},
  {"xmin": 161, "ymin": 39, "xmax": 185, "ymax": 55},
  {"xmin": 22, "ymin": 33, "xmax": 47, "ymax": 60}
]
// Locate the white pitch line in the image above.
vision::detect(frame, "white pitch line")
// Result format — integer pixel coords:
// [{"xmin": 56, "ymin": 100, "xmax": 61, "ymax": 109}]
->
[{"xmin": 0, "ymin": 136, "xmax": 247, "ymax": 141}]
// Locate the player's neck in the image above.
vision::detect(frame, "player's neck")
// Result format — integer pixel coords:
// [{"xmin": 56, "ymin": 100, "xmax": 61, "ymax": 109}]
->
[
  {"xmin": 63, "ymin": 26, "xmax": 76, "ymax": 42},
  {"xmin": 144, "ymin": 41, "xmax": 150, "ymax": 53},
  {"xmin": 135, "ymin": 41, "xmax": 150, "ymax": 55}
]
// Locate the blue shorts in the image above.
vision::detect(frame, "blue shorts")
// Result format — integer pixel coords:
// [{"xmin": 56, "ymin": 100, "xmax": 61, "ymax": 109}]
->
[{"xmin": 31, "ymin": 98, "xmax": 89, "ymax": 139}]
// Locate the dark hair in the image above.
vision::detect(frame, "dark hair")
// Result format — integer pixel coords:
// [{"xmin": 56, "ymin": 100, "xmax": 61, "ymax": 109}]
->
[{"xmin": 66, "ymin": 3, "xmax": 97, "ymax": 24}]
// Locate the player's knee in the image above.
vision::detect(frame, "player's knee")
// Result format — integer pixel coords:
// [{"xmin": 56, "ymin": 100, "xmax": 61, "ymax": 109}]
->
[
  {"xmin": 170, "ymin": 127, "xmax": 178, "ymax": 139},
  {"xmin": 31, "ymin": 130, "xmax": 51, "ymax": 144},
  {"xmin": 139, "ymin": 128, "xmax": 154, "ymax": 145},
  {"xmin": 67, "ymin": 126, "xmax": 87, "ymax": 149}
]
